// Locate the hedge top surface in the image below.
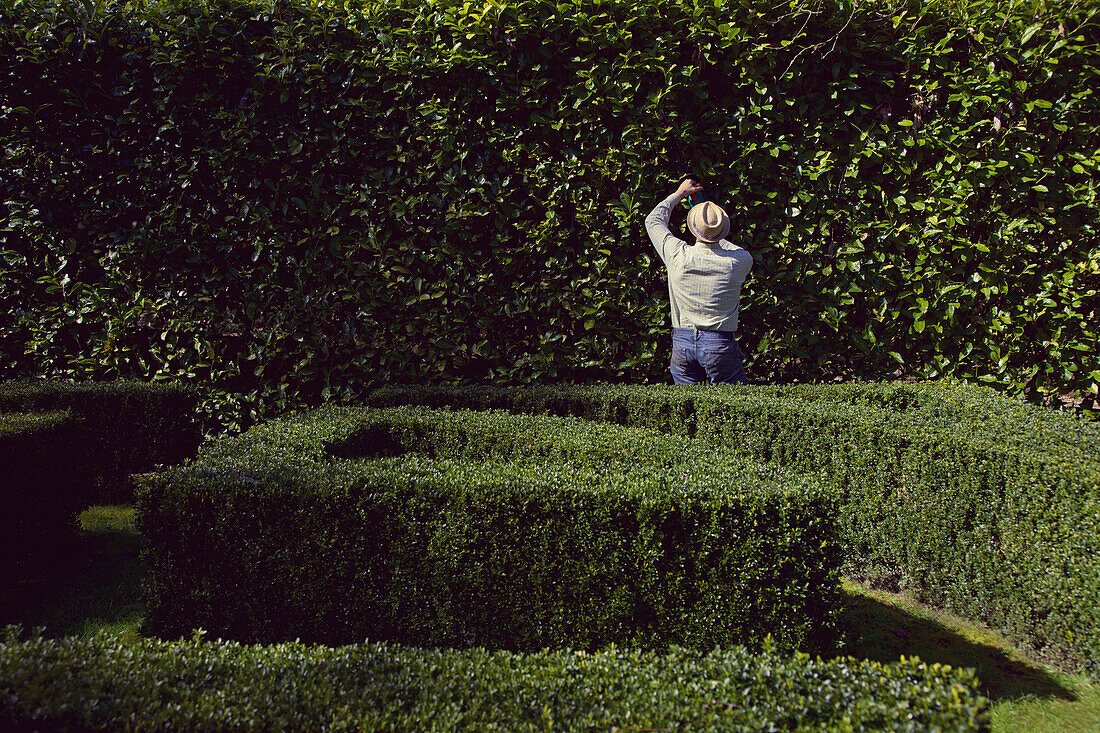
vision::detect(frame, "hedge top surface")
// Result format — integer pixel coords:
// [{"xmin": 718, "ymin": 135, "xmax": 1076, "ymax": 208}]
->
[
  {"xmin": 0, "ymin": 379, "xmax": 202, "ymax": 412},
  {"xmin": 162, "ymin": 404, "xmax": 824, "ymax": 505},
  {"xmin": 732, "ymin": 380, "xmax": 1100, "ymax": 455},
  {"xmin": 367, "ymin": 380, "xmax": 1100, "ymax": 469},
  {"xmin": 0, "ymin": 409, "xmax": 73, "ymax": 439}
]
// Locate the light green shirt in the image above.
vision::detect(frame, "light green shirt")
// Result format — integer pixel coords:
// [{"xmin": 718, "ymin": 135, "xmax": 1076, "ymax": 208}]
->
[{"xmin": 645, "ymin": 192, "xmax": 754, "ymax": 332}]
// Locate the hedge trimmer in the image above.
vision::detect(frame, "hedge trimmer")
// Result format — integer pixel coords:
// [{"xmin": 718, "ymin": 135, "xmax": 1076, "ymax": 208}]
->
[{"xmin": 677, "ymin": 172, "xmax": 708, "ymax": 207}]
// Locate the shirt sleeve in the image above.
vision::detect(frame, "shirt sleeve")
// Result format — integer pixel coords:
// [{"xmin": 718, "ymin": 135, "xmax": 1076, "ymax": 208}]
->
[
  {"xmin": 736, "ymin": 247, "xmax": 753, "ymax": 279},
  {"xmin": 645, "ymin": 193, "xmax": 686, "ymax": 264}
]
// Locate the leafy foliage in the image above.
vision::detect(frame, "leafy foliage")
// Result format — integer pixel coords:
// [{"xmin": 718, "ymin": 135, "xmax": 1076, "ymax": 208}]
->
[
  {"xmin": 138, "ymin": 404, "xmax": 843, "ymax": 652},
  {"xmin": 367, "ymin": 380, "xmax": 1100, "ymax": 676},
  {"xmin": 0, "ymin": 0, "xmax": 1096, "ymax": 431},
  {"xmin": 0, "ymin": 627, "xmax": 991, "ymax": 732}
]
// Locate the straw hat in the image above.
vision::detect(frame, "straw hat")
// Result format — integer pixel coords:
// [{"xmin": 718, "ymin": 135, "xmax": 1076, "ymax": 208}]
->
[{"xmin": 687, "ymin": 201, "xmax": 730, "ymax": 244}]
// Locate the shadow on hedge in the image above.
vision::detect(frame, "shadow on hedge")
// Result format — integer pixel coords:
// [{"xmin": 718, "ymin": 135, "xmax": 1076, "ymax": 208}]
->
[
  {"xmin": 836, "ymin": 588, "xmax": 1075, "ymax": 703},
  {"xmin": 0, "ymin": 505, "xmax": 1076, "ymax": 707}
]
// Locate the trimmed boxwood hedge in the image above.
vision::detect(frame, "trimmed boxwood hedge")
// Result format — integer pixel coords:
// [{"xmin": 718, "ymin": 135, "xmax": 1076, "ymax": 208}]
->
[
  {"xmin": 365, "ymin": 381, "xmax": 1100, "ymax": 675},
  {"xmin": 0, "ymin": 628, "xmax": 991, "ymax": 732},
  {"xmin": 138, "ymin": 405, "xmax": 843, "ymax": 653},
  {"xmin": 0, "ymin": 379, "xmax": 203, "ymax": 502},
  {"xmin": 0, "ymin": 409, "xmax": 90, "ymax": 577}
]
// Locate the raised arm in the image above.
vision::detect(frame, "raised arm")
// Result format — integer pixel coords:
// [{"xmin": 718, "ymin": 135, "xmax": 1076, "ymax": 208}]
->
[{"xmin": 645, "ymin": 179, "xmax": 702, "ymax": 262}]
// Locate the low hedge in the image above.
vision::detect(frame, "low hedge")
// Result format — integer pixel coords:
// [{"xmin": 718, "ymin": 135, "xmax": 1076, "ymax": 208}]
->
[
  {"xmin": 323, "ymin": 404, "xmax": 694, "ymax": 468},
  {"xmin": 138, "ymin": 406, "xmax": 842, "ymax": 653},
  {"xmin": 0, "ymin": 380, "xmax": 203, "ymax": 502},
  {"xmin": 366, "ymin": 381, "xmax": 1100, "ymax": 675},
  {"xmin": 0, "ymin": 409, "xmax": 91, "ymax": 577},
  {"xmin": 0, "ymin": 628, "xmax": 991, "ymax": 732}
]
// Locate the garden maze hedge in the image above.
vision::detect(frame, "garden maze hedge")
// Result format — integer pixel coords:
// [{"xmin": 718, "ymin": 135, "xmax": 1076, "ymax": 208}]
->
[
  {"xmin": 0, "ymin": 380, "xmax": 200, "ymax": 577},
  {"xmin": 3, "ymin": 0, "xmax": 1097, "ymax": 725},
  {"xmin": 0, "ymin": 408, "xmax": 89, "ymax": 575},
  {"xmin": 365, "ymin": 381, "xmax": 1100, "ymax": 675},
  {"xmin": 11, "ymin": 379, "xmax": 1094, "ymax": 729},
  {"xmin": 0, "ymin": 629, "xmax": 991, "ymax": 732},
  {"xmin": 0, "ymin": 380, "xmax": 202, "ymax": 502},
  {"xmin": 139, "ymin": 404, "xmax": 845, "ymax": 653}
]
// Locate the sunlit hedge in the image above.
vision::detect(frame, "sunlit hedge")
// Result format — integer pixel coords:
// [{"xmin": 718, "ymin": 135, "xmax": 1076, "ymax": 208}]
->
[
  {"xmin": 1, "ymin": 0, "xmax": 1097, "ymax": 431},
  {"xmin": 139, "ymin": 405, "xmax": 843, "ymax": 652},
  {"xmin": 0, "ymin": 629, "xmax": 991, "ymax": 732},
  {"xmin": 366, "ymin": 381, "xmax": 1100, "ymax": 675}
]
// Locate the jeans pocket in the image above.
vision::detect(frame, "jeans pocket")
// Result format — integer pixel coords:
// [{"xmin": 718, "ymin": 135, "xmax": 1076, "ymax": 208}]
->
[
  {"xmin": 702, "ymin": 342, "xmax": 743, "ymax": 383},
  {"xmin": 701, "ymin": 342, "xmax": 731, "ymax": 364},
  {"xmin": 670, "ymin": 347, "xmax": 703, "ymax": 384}
]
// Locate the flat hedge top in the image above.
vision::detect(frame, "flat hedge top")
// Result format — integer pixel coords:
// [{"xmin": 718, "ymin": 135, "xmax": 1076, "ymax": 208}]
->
[
  {"xmin": 0, "ymin": 379, "xmax": 200, "ymax": 412},
  {"xmin": 0, "ymin": 409, "xmax": 73, "ymax": 439},
  {"xmin": 368, "ymin": 381, "xmax": 1099, "ymax": 470},
  {"xmin": 727, "ymin": 380, "xmax": 1100, "ymax": 454},
  {"xmin": 157, "ymin": 404, "xmax": 824, "ymax": 506}
]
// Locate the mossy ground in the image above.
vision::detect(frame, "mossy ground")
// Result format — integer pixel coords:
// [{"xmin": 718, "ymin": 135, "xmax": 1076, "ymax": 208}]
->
[{"xmin": 2, "ymin": 504, "xmax": 1096, "ymax": 733}]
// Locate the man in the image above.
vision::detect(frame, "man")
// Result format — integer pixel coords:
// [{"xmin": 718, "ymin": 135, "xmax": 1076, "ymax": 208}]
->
[{"xmin": 645, "ymin": 177, "xmax": 753, "ymax": 385}]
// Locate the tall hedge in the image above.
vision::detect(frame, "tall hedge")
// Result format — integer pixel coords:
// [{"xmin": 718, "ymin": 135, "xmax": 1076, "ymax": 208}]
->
[{"xmin": 1, "ymin": 0, "xmax": 1097, "ymax": 431}]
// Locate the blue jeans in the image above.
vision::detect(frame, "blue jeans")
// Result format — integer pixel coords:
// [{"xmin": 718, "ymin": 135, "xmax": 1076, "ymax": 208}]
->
[{"xmin": 669, "ymin": 327, "xmax": 746, "ymax": 385}]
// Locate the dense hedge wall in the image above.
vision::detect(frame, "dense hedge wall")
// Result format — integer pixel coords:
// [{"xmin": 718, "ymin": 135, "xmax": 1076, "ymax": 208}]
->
[
  {"xmin": 138, "ymin": 405, "xmax": 843, "ymax": 652},
  {"xmin": 1, "ymin": 0, "xmax": 1097, "ymax": 432},
  {"xmin": 0, "ymin": 379, "xmax": 203, "ymax": 501},
  {"xmin": 0, "ymin": 409, "xmax": 90, "ymax": 578},
  {"xmin": 0, "ymin": 629, "xmax": 991, "ymax": 732},
  {"xmin": 365, "ymin": 381, "xmax": 1100, "ymax": 675}
]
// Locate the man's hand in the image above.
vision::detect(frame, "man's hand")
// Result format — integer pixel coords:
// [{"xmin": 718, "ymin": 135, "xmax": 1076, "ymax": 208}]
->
[{"xmin": 676, "ymin": 178, "xmax": 703, "ymax": 198}]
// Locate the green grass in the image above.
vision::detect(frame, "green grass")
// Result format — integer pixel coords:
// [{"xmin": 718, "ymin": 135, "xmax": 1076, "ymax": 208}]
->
[
  {"xmin": 0, "ymin": 505, "xmax": 144, "ymax": 643},
  {"xmin": 1, "ymin": 504, "xmax": 1097, "ymax": 732},
  {"xmin": 837, "ymin": 580, "xmax": 1100, "ymax": 733}
]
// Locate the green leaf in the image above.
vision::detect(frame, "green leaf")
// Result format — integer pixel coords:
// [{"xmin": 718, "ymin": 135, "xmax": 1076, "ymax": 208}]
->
[{"xmin": 1021, "ymin": 23, "xmax": 1043, "ymax": 45}]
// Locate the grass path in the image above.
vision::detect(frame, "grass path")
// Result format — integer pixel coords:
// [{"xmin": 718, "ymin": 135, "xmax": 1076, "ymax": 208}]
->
[
  {"xmin": 1, "ymin": 505, "xmax": 145, "ymax": 642},
  {"xmin": 2, "ymin": 505, "xmax": 1096, "ymax": 732},
  {"xmin": 837, "ymin": 581, "xmax": 1100, "ymax": 732}
]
